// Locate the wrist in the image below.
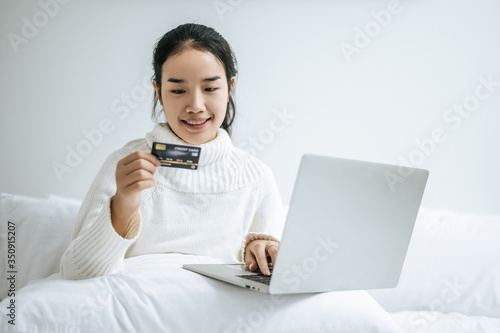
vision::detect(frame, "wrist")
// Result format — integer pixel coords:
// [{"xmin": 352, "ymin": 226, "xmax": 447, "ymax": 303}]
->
[
  {"xmin": 111, "ymin": 194, "xmax": 135, "ymax": 220},
  {"xmin": 110, "ymin": 194, "xmax": 136, "ymax": 237}
]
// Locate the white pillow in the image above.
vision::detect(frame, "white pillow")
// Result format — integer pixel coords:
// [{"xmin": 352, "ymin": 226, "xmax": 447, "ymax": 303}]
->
[
  {"xmin": 0, "ymin": 193, "xmax": 81, "ymax": 300},
  {"xmin": 369, "ymin": 207, "xmax": 500, "ymax": 319}
]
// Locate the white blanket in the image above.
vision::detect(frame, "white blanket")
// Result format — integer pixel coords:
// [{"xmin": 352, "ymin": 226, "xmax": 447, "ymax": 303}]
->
[
  {"xmin": 2, "ymin": 193, "xmax": 499, "ymax": 332},
  {"xmin": 390, "ymin": 311, "xmax": 500, "ymax": 333},
  {"xmin": 0, "ymin": 254, "xmax": 402, "ymax": 333}
]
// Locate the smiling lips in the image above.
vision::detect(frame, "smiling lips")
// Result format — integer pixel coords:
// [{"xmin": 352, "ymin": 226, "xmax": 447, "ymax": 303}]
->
[{"xmin": 182, "ymin": 117, "xmax": 211, "ymax": 130}]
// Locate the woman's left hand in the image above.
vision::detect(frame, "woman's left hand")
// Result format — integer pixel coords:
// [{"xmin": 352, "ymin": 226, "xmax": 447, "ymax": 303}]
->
[{"xmin": 245, "ymin": 240, "xmax": 279, "ymax": 276}]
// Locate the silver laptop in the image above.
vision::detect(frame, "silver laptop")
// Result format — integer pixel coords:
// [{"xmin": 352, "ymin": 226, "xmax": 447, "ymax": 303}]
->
[{"xmin": 183, "ymin": 154, "xmax": 429, "ymax": 294}]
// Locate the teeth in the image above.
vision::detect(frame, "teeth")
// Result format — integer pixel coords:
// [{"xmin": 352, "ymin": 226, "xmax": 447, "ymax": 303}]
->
[{"xmin": 186, "ymin": 119, "xmax": 208, "ymax": 125}]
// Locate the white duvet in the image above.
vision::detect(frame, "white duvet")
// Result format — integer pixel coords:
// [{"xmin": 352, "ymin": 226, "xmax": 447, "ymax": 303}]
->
[
  {"xmin": 1, "ymin": 194, "xmax": 500, "ymax": 332},
  {"xmin": 390, "ymin": 311, "xmax": 500, "ymax": 333},
  {"xmin": 0, "ymin": 253, "xmax": 402, "ymax": 333}
]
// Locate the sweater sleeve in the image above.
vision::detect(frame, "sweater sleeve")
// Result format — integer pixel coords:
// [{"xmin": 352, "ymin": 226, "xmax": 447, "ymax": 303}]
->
[
  {"xmin": 239, "ymin": 168, "xmax": 286, "ymax": 262},
  {"xmin": 60, "ymin": 148, "xmax": 142, "ymax": 280}
]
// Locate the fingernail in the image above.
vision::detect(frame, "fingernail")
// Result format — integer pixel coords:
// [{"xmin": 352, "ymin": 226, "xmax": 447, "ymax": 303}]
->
[
  {"xmin": 248, "ymin": 263, "xmax": 254, "ymax": 270},
  {"xmin": 265, "ymin": 269, "xmax": 270, "ymax": 275}
]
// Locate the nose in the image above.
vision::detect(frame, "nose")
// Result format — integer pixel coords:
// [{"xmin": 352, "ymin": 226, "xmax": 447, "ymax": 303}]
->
[{"xmin": 186, "ymin": 90, "xmax": 205, "ymax": 113}]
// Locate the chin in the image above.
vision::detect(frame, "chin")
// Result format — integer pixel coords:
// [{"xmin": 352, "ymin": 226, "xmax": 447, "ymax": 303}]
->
[
  {"xmin": 168, "ymin": 121, "xmax": 220, "ymax": 145},
  {"xmin": 183, "ymin": 131, "xmax": 217, "ymax": 145}
]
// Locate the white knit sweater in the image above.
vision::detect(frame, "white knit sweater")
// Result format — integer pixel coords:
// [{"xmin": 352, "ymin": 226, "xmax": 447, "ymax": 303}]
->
[{"xmin": 60, "ymin": 123, "xmax": 284, "ymax": 280}]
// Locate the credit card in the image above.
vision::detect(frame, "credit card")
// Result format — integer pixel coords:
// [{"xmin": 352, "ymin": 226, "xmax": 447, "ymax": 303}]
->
[{"xmin": 151, "ymin": 142, "xmax": 201, "ymax": 170}]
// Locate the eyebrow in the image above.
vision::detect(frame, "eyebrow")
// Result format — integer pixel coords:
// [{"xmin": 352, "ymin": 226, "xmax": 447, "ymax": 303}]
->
[{"xmin": 166, "ymin": 75, "xmax": 221, "ymax": 83}]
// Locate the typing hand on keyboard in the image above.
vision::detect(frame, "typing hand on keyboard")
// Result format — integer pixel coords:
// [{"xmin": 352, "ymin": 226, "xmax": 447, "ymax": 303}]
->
[
  {"xmin": 244, "ymin": 266, "xmax": 273, "ymax": 275},
  {"xmin": 244, "ymin": 240, "xmax": 280, "ymax": 276},
  {"xmin": 237, "ymin": 266, "xmax": 274, "ymax": 285}
]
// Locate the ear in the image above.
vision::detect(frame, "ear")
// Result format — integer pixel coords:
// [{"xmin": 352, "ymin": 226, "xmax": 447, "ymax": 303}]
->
[
  {"xmin": 153, "ymin": 80, "xmax": 162, "ymax": 105},
  {"xmin": 228, "ymin": 76, "xmax": 235, "ymax": 99}
]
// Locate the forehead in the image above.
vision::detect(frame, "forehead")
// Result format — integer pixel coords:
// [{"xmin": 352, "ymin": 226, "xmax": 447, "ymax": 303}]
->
[{"xmin": 162, "ymin": 48, "xmax": 225, "ymax": 78}]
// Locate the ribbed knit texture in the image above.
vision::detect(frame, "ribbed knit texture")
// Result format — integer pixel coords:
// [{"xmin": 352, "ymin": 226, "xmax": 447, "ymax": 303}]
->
[{"xmin": 60, "ymin": 123, "xmax": 284, "ymax": 280}]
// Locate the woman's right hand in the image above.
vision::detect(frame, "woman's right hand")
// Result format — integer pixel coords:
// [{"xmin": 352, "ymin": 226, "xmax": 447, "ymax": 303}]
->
[{"xmin": 111, "ymin": 151, "xmax": 161, "ymax": 236}]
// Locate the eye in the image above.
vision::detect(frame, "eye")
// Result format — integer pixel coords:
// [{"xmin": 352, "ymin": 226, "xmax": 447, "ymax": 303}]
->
[
  {"xmin": 170, "ymin": 90, "xmax": 185, "ymax": 94},
  {"xmin": 205, "ymin": 87, "xmax": 219, "ymax": 92}
]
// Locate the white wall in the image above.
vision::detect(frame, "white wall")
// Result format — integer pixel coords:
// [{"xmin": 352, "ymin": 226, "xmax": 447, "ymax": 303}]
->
[{"xmin": 1, "ymin": 0, "xmax": 499, "ymax": 214}]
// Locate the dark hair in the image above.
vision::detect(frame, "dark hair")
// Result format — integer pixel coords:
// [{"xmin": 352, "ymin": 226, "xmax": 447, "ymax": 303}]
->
[{"xmin": 151, "ymin": 23, "xmax": 238, "ymax": 135}]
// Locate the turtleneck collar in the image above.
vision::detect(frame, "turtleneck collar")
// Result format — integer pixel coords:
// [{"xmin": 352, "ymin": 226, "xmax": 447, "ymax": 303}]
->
[{"xmin": 145, "ymin": 123, "xmax": 232, "ymax": 166}]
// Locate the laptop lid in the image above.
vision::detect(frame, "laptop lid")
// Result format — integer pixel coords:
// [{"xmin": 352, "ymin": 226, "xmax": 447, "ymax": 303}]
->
[{"xmin": 268, "ymin": 154, "xmax": 429, "ymax": 294}]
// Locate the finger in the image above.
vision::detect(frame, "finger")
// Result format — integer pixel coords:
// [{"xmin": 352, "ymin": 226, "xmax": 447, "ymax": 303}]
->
[
  {"xmin": 122, "ymin": 158, "xmax": 159, "ymax": 177},
  {"xmin": 255, "ymin": 249, "xmax": 271, "ymax": 276},
  {"xmin": 113, "ymin": 176, "xmax": 155, "ymax": 209},
  {"xmin": 245, "ymin": 246, "xmax": 258, "ymax": 271},
  {"xmin": 122, "ymin": 169, "xmax": 155, "ymax": 189},
  {"xmin": 116, "ymin": 156, "xmax": 159, "ymax": 185},
  {"xmin": 125, "ymin": 179, "xmax": 156, "ymax": 192},
  {"xmin": 120, "ymin": 151, "xmax": 161, "ymax": 168},
  {"xmin": 267, "ymin": 244, "xmax": 279, "ymax": 268},
  {"xmin": 116, "ymin": 168, "xmax": 154, "ymax": 192}
]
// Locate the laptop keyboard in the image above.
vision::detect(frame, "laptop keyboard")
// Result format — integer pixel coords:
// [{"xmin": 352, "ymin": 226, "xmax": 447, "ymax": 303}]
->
[{"xmin": 236, "ymin": 267, "xmax": 273, "ymax": 285}]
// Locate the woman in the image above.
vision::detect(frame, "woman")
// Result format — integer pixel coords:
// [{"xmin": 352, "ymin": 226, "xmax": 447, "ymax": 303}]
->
[{"xmin": 60, "ymin": 23, "xmax": 284, "ymax": 280}]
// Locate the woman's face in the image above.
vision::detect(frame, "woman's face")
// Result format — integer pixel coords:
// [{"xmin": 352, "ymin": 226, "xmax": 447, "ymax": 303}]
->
[{"xmin": 153, "ymin": 48, "xmax": 234, "ymax": 145}]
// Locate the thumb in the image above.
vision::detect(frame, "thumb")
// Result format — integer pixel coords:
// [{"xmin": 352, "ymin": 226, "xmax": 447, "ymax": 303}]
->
[{"xmin": 246, "ymin": 254, "xmax": 257, "ymax": 271}]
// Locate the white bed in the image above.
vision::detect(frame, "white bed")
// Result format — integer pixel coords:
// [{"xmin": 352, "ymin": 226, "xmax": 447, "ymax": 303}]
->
[{"xmin": 0, "ymin": 192, "xmax": 499, "ymax": 332}]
